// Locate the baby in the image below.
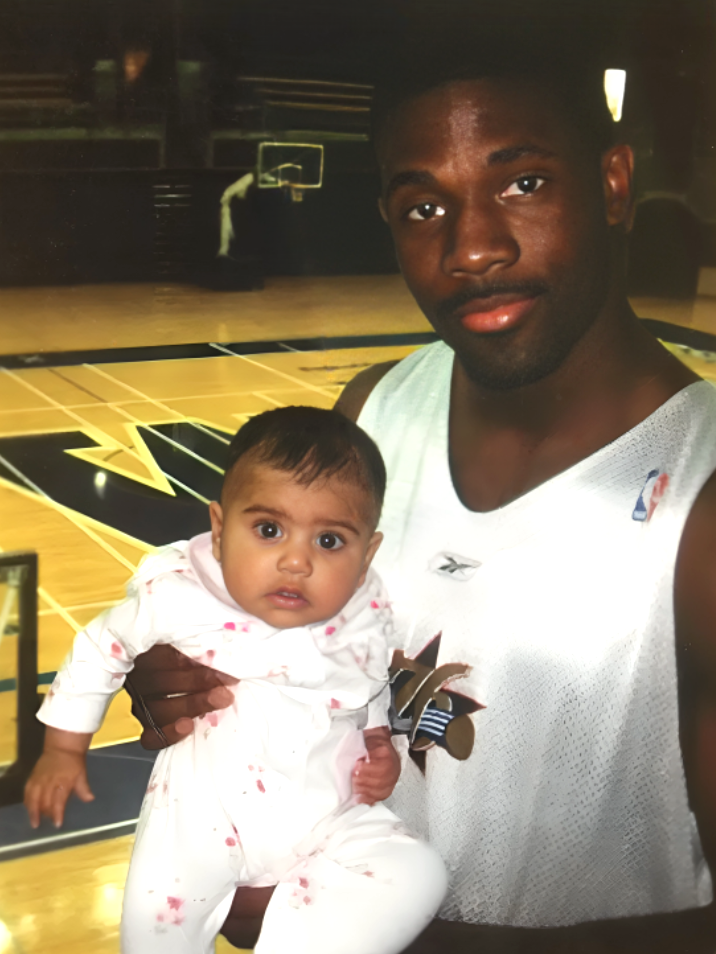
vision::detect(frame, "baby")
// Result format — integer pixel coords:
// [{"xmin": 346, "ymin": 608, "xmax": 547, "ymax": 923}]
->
[{"xmin": 25, "ymin": 406, "xmax": 447, "ymax": 954}]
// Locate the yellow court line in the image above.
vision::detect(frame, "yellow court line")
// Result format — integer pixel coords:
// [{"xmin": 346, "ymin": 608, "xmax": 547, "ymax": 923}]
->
[
  {"xmin": 208, "ymin": 343, "xmax": 336, "ymax": 399},
  {"xmin": 0, "ymin": 474, "xmax": 149, "ymax": 574},
  {"xmin": 252, "ymin": 391, "xmax": 287, "ymax": 408},
  {"xmin": 8, "ymin": 367, "xmax": 222, "ymax": 483},
  {"xmin": 0, "ymin": 540, "xmax": 83, "ymax": 634},
  {"xmin": 39, "ymin": 600, "xmax": 122, "ymax": 617},
  {"xmin": 37, "ymin": 586, "xmax": 82, "ymax": 634},
  {"xmin": 84, "ymin": 363, "xmax": 237, "ymax": 444}
]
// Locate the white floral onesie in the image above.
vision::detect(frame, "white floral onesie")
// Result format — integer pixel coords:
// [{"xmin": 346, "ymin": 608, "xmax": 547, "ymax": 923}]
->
[{"xmin": 37, "ymin": 533, "xmax": 447, "ymax": 954}]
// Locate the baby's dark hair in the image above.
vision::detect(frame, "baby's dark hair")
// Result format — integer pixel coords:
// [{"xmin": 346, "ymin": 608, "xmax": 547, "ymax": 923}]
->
[{"xmin": 222, "ymin": 406, "xmax": 386, "ymax": 524}]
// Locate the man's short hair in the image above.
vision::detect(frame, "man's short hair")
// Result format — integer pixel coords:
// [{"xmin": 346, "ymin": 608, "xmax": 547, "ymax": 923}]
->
[
  {"xmin": 371, "ymin": 34, "xmax": 616, "ymax": 159},
  {"xmin": 222, "ymin": 406, "xmax": 387, "ymax": 523}
]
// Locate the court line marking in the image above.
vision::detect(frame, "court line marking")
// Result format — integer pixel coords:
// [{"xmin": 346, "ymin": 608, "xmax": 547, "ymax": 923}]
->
[
  {"xmin": 209, "ymin": 342, "xmax": 335, "ymax": 398},
  {"xmin": 0, "ymin": 471, "xmax": 140, "ymax": 576},
  {"xmin": 84, "ymin": 363, "xmax": 248, "ymax": 447},
  {"xmin": 0, "ymin": 541, "xmax": 81, "ymax": 636},
  {"xmin": 0, "ymin": 818, "xmax": 139, "ymax": 859},
  {"xmin": 2, "ymin": 367, "xmax": 222, "ymax": 502}
]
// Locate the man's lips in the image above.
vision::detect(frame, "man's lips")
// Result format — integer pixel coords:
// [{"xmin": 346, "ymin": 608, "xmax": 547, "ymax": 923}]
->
[
  {"xmin": 457, "ymin": 295, "xmax": 538, "ymax": 333},
  {"xmin": 266, "ymin": 589, "xmax": 308, "ymax": 609}
]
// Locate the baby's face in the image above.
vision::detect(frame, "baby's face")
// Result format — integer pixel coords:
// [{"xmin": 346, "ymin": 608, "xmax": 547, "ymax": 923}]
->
[{"xmin": 209, "ymin": 462, "xmax": 382, "ymax": 628}]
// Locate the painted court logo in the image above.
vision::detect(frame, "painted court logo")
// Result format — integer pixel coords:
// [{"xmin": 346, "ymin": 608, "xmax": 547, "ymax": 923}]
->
[{"xmin": 632, "ymin": 469, "xmax": 670, "ymax": 522}]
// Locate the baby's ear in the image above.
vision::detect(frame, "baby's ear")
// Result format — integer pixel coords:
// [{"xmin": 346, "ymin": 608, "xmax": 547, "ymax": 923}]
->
[
  {"xmin": 358, "ymin": 531, "xmax": 383, "ymax": 586},
  {"xmin": 208, "ymin": 502, "xmax": 224, "ymax": 561}
]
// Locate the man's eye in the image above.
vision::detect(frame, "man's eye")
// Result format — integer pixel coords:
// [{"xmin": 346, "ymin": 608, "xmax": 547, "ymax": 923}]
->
[
  {"xmin": 257, "ymin": 522, "xmax": 282, "ymax": 540},
  {"xmin": 407, "ymin": 203, "xmax": 446, "ymax": 221},
  {"xmin": 501, "ymin": 176, "xmax": 546, "ymax": 197},
  {"xmin": 317, "ymin": 532, "xmax": 344, "ymax": 551}
]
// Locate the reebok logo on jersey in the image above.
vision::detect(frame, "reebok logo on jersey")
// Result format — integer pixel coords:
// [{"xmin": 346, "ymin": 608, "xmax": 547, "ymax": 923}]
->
[
  {"xmin": 632, "ymin": 469, "xmax": 670, "ymax": 522},
  {"xmin": 428, "ymin": 552, "xmax": 481, "ymax": 580}
]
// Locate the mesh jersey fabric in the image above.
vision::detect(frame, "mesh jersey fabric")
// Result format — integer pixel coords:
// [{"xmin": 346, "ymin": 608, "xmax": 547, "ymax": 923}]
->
[{"xmin": 358, "ymin": 339, "xmax": 716, "ymax": 927}]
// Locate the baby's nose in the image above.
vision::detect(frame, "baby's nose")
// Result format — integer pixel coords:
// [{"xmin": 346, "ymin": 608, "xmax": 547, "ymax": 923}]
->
[{"xmin": 277, "ymin": 545, "xmax": 311, "ymax": 575}]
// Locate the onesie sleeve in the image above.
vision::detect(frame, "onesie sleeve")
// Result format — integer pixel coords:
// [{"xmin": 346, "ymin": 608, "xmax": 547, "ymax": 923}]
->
[
  {"xmin": 37, "ymin": 574, "xmax": 161, "ymax": 734},
  {"xmin": 364, "ymin": 681, "xmax": 391, "ymax": 730}
]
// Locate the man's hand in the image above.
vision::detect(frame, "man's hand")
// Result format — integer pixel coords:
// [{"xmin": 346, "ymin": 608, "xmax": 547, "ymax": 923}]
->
[
  {"xmin": 353, "ymin": 726, "xmax": 401, "ymax": 804},
  {"xmin": 126, "ymin": 645, "xmax": 236, "ymax": 750}
]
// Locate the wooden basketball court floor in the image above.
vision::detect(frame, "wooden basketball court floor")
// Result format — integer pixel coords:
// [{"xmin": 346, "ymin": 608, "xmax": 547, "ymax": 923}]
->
[{"xmin": 0, "ymin": 275, "xmax": 715, "ymax": 954}]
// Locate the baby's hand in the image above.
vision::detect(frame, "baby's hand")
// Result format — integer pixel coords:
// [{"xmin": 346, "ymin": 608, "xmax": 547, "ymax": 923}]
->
[
  {"xmin": 353, "ymin": 726, "xmax": 401, "ymax": 805},
  {"xmin": 24, "ymin": 749, "xmax": 94, "ymax": 829}
]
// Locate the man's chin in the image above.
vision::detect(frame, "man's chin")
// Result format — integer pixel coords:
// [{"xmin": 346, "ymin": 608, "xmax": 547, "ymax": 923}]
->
[{"xmin": 452, "ymin": 338, "xmax": 573, "ymax": 392}]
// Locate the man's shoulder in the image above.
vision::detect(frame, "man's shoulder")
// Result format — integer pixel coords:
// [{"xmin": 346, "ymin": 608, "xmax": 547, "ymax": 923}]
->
[
  {"xmin": 334, "ymin": 360, "xmax": 400, "ymax": 422},
  {"xmin": 334, "ymin": 341, "xmax": 450, "ymax": 422}
]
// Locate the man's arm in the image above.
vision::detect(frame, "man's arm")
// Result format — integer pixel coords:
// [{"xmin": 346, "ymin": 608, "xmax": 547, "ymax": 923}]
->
[{"xmin": 675, "ymin": 467, "xmax": 716, "ymax": 873}]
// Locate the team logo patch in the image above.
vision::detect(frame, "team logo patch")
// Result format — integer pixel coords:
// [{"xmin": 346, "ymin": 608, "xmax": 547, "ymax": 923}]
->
[
  {"xmin": 428, "ymin": 552, "xmax": 481, "ymax": 581},
  {"xmin": 389, "ymin": 633, "xmax": 484, "ymax": 772},
  {"xmin": 632, "ymin": 469, "xmax": 670, "ymax": 522}
]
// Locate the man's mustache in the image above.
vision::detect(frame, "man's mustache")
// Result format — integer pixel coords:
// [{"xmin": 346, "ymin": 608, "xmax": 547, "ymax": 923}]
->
[{"xmin": 435, "ymin": 282, "xmax": 549, "ymax": 322}]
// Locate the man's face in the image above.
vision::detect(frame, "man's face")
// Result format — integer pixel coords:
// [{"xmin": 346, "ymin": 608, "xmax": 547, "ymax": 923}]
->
[{"xmin": 378, "ymin": 78, "xmax": 632, "ymax": 390}]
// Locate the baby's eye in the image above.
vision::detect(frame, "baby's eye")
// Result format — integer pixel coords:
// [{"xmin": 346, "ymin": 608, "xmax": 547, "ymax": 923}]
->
[
  {"xmin": 407, "ymin": 203, "xmax": 446, "ymax": 222},
  {"xmin": 257, "ymin": 522, "xmax": 282, "ymax": 540},
  {"xmin": 501, "ymin": 176, "xmax": 546, "ymax": 197},
  {"xmin": 317, "ymin": 532, "xmax": 344, "ymax": 551}
]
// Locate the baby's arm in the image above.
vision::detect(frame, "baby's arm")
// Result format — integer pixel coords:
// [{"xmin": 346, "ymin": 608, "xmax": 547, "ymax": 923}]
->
[
  {"xmin": 353, "ymin": 725, "xmax": 401, "ymax": 805},
  {"xmin": 24, "ymin": 727, "xmax": 94, "ymax": 828}
]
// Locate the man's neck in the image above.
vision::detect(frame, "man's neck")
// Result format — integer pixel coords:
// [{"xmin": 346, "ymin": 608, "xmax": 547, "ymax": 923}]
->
[{"xmin": 448, "ymin": 301, "xmax": 699, "ymax": 512}]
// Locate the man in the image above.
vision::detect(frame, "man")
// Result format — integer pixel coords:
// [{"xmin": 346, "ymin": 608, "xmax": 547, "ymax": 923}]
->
[{"xmin": 129, "ymin": 45, "xmax": 716, "ymax": 952}]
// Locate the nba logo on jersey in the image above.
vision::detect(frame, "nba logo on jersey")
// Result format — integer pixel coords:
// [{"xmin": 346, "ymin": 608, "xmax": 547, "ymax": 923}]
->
[{"xmin": 632, "ymin": 469, "xmax": 670, "ymax": 522}]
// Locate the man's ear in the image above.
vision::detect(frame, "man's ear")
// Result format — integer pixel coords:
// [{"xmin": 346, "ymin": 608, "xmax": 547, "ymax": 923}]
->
[
  {"xmin": 378, "ymin": 197, "xmax": 388, "ymax": 223},
  {"xmin": 209, "ymin": 501, "xmax": 223, "ymax": 562},
  {"xmin": 603, "ymin": 144, "xmax": 635, "ymax": 231},
  {"xmin": 357, "ymin": 531, "xmax": 383, "ymax": 588}
]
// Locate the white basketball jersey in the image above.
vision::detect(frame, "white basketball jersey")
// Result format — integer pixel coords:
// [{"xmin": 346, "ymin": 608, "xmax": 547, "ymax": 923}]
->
[{"xmin": 359, "ymin": 340, "xmax": 716, "ymax": 927}]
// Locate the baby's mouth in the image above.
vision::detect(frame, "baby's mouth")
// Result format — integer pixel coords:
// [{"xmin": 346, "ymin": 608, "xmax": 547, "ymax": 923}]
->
[{"xmin": 267, "ymin": 589, "xmax": 308, "ymax": 608}]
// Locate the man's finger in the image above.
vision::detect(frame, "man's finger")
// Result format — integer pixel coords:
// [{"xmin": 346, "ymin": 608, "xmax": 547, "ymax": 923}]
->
[
  {"xmin": 141, "ymin": 685, "xmax": 234, "ymax": 731},
  {"xmin": 131, "ymin": 666, "xmax": 234, "ymax": 701},
  {"xmin": 140, "ymin": 715, "xmax": 196, "ymax": 751}
]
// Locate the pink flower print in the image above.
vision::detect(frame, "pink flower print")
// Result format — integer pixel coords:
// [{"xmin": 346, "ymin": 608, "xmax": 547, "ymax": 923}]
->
[
  {"xmin": 110, "ymin": 672, "xmax": 124, "ymax": 682},
  {"xmin": 224, "ymin": 622, "xmax": 236, "ymax": 631},
  {"xmin": 325, "ymin": 626, "xmax": 336, "ymax": 636},
  {"xmin": 206, "ymin": 712, "xmax": 218, "ymax": 727},
  {"xmin": 330, "ymin": 698, "xmax": 342, "ymax": 709},
  {"xmin": 298, "ymin": 877, "xmax": 309, "ymax": 889},
  {"xmin": 206, "ymin": 649, "xmax": 215, "ymax": 661},
  {"xmin": 145, "ymin": 580, "xmax": 153, "ymax": 595},
  {"xmin": 167, "ymin": 897, "xmax": 183, "ymax": 911},
  {"xmin": 240, "ymin": 623, "xmax": 251, "ymax": 633},
  {"xmin": 156, "ymin": 914, "xmax": 164, "ymax": 923},
  {"xmin": 256, "ymin": 779, "xmax": 266, "ymax": 793},
  {"xmin": 225, "ymin": 837, "xmax": 236, "ymax": 846},
  {"xmin": 110, "ymin": 641, "xmax": 125, "ymax": 658}
]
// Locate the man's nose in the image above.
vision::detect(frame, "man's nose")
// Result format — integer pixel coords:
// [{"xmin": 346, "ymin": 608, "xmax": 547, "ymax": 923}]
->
[
  {"xmin": 277, "ymin": 543, "xmax": 312, "ymax": 576},
  {"xmin": 443, "ymin": 202, "xmax": 519, "ymax": 277}
]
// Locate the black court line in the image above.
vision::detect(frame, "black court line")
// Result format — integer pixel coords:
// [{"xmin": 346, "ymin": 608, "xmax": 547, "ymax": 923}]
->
[
  {"xmin": 1, "ymin": 322, "xmax": 715, "ymax": 370},
  {"xmin": 638, "ymin": 318, "xmax": 716, "ymax": 354},
  {"xmin": 0, "ymin": 332, "xmax": 440, "ymax": 370}
]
